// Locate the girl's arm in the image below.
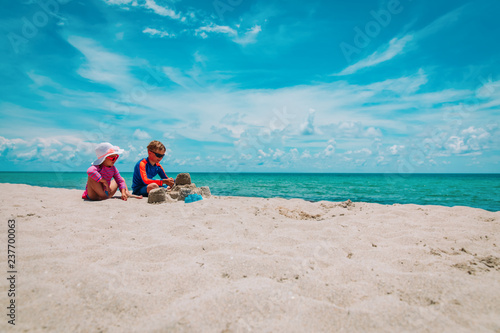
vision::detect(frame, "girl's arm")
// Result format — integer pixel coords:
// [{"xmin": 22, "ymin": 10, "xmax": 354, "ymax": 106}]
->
[
  {"xmin": 88, "ymin": 166, "xmax": 110, "ymax": 193},
  {"xmin": 113, "ymin": 167, "xmax": 142, "ymax": 200}
]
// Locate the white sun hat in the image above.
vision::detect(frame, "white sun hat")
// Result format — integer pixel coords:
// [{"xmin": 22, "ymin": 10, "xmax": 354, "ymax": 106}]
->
[{"xmin": 92, "ymin": 142, "xmax": 124, "ymax": 166}]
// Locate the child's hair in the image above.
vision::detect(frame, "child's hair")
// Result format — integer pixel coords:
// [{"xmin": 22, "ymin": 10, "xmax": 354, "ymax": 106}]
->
[{"xmin": 147, "ymin": 140, "xmax": 166, "ymax": 152}]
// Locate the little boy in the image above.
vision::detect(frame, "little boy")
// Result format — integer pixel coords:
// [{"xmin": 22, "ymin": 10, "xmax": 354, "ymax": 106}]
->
[{"xmin": 132, "ymin": 140, "xmax": 175, "ymax": 197}]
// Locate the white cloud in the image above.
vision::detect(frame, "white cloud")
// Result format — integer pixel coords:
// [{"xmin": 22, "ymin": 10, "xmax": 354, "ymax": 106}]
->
[
  {"xmin": 273, "ymin": 149, "xmax": 285, "ymax": 160},
  {"xmin": 143, "ymin": 27, "xmax": 175, "ymax": 38},
  {"xmin": 336, "ymin": 35, "xmax": 413, "ymax": 76},
  {"xmin": 103, "ymin": 0, "xmax": 135, "ymax": 5},
  {"xmin": 427, "ymin": 126, "xmax": 495, "ymax": 158},
  {"xmin": 0, "ymin": 137, "xmax": 27, "ymax": 154},
  {"xmin": 460, "ymin": 127, "xmax": 491, "ymax": 151},
  {"xmin": 240, "ymin": 153, "xmax": 253, "ymax": 160},
  {"xmin": 476, "ymin": 78, "xmax": 500, "ymax": 99},
  {"xmin": 301, "ymin": 150, "xmax": 311, "ymax": 159},
  {"xmin": 335, "ymin": 7, "xmax": 464, "ymax": 76},
  {"xmin": 194, "ymin": 51, "xmax": 207, "ymax": 65},
  {"xmin": 162, "ymin": 66, "xmax": 198, "ymax": 89},
  {"xmin": 258, "ymin": 149, "xmax": 269, "ymax": 157},
  {"xmin": 365, "ymin": 127, "xmax": 382, "ymax": 137},
  {"xmin": 233, "ymin": 25, "xmax": 262, "ymax": 45},
  {"xmin": 103, "ymin": 0, "xmax": 183, "ymax": 20},
  {"xmin": 196, "ymin": 24, "xmax": 237, "ymax": 37},
  {"xmin": 323, "ymin": 145, "xmax": 335, "ymax": 157},
  {"xmin": 300, "ymin": 109, "xmax": 319, "ymax": 135},
  {"xmin": 446, "ymin": 136, "xmax": 468, "ymax": 154},
  {"xmin": 67, "ymin": 36, "xmax": 133, "ymax": 91},
  {"xmin": 14, "ymin": 53, "xmax": 493, "ymax": 172},
  {"xmin": 126, "ymin": 68, "xmax": 475, "ymax": 155},
  {"xmin": 366, "ymin": 68, "xmax": 428, "ymax": 95},
  {"xmin": 163, "ymin": 132, "xmax": 175, "ymax": 139},
  {"xmin": 0, "ymin": 135, "xmax": 96, "ymax": 168},
  {"xmin": 133, "ymin": 129, "xmax": 151, "ymax": 140},
  {"xmin": 144, "ymin": 0, "xmax": 181, "ymax": 20},
  {"xmin": 315, "ymin": 140, "xmax": 336, "ymax": 158},
  {"xmin": 27, "ymin": 71, "xmax": 62, "ymax": 89},
  {"xmin": 389, "ymin": 145, "xmax": 404, "ymax": 155},
  {"xmin": 195, "ymin": 24, "xmax": 261, "ymax": 45},
  {"xmin": 355, "ymin": 148, "xmax": 372, "ymax": 155},
  {"xmin": 327, "ymin": 121, "xmax": 382, "ymax": 139},
  {"xmin": 413, "ymin": 6, "xmax": 463, "ymax": 41}
]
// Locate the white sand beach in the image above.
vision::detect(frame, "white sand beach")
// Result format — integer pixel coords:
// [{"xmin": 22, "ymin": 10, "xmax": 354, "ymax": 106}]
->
[{"xmin": 1, "ymin": 183, "xmax": 499, "ymax": 332}]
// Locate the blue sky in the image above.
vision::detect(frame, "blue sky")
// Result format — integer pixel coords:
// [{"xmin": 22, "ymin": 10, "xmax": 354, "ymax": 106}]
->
[{"xmin": 0, "ymin": 0, "xmax": 499, "ymax": 173}]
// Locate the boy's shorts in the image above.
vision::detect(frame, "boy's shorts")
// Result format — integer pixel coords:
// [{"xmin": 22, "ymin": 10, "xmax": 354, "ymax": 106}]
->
[{"xmin": 132, "ymin": 185, "xmax": 149, "ymax": 197}]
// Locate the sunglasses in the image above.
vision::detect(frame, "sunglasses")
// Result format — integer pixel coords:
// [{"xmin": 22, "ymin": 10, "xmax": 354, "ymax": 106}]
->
[
  {"xmin": 106, "ymin": 155, "xmax": 119, "ymax": 162},
  {"xmin": 149, "ymin": 150, "xmax": 165, "ymax": 158}
]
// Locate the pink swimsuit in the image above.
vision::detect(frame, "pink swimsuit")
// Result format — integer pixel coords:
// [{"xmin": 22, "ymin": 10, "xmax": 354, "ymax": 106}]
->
[{"xmin": 82, "ymin": 165, "xmax": 126, "ymax": 199}]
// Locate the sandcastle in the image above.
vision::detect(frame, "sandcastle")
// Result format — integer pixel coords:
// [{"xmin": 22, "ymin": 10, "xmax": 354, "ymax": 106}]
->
[{"xmin": 147, "ymin": 173, "xmax": 211, "ymax": 204}]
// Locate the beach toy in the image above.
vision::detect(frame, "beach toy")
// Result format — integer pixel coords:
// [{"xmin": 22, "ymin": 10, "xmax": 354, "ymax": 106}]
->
[{"xmin": 185, "ymin": 193, "xmax": 203, "ymax": 203}]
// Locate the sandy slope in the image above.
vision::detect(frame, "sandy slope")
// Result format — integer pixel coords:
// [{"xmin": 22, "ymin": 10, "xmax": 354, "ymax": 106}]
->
[{"xmin": 0, "ymin": 183, "xmax": 499, "ymax": 332}]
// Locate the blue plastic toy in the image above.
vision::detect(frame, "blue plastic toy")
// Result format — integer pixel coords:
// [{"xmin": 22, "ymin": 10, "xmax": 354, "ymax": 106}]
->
[{"xmin": 185, "ymin": 194, "xmax": 203, "ymax": 203}]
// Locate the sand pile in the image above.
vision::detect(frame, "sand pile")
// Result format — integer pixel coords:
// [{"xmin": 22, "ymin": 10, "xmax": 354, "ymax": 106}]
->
[{"xmin": 148, "ymin": 173, "xmax": 211, "ymax": 204}]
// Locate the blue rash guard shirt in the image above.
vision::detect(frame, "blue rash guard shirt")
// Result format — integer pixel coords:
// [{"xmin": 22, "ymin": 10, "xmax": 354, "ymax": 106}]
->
[{"xmin": 132, "ymin": 158, "xmax": 168, "ymax": 195}]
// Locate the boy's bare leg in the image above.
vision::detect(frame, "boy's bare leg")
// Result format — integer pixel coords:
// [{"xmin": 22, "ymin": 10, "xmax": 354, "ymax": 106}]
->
[
  {"xmin": 147, "ymin": 183, "xmax": 159, "ymax": 194},
  {"xmin": 86, "ymin": 177, "xmax": 108, "ymax": 200}
]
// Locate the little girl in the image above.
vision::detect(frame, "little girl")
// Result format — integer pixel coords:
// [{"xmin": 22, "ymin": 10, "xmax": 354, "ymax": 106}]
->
[{"xmin": 82, "ymin": 142, "xmax": 142, "ymax": 201}]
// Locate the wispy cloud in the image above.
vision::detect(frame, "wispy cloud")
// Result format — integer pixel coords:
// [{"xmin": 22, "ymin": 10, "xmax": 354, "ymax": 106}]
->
[
  {"xmin": 335, "ymin": 6, "xmax": 465, "ymax": 76},
  {"xmin": 162, "ymin": 66, "xmax": 199, "ymax": 89},
  {"xmin": 144, "ymin": 0, "xmax": 181, "ymax": 20},
  {"xmin": 103, "ymin": 0, "xmax": 183, "ymax": 21},
  {"xmin": 195, "ymin": 24, "xmax": 262, "ymax": 45},
  {"xmin": 142, "ymin": 27, "xmax": 175, "ymax": 38},
  {"xmin": 133, "ymin": 129, "xmax": 151, "ymax": 140},
  {"xmin": 2, "ymin": 0, "xmax": 498, "ymax": 172},
  {"xmin": 335, "ymin": 35, "xmax": 413, "ymax": 76},
  {"xmin": 413, "ymin": 5, "xmax": 464, "ymax": 41},
  {"xmin": 67, "ymin": 36, "xmax": 134, "ymax": 91},
  {"xmin": 233, "ymin": 25, "xmax": 262, "ymax": 45},
  {"xmin": 103, "ymin": 0, "xmax": 137, "ymax": 5},
  {"xmin": 195, "ymin": 24, "xmax": 237, "ymax": 39}
]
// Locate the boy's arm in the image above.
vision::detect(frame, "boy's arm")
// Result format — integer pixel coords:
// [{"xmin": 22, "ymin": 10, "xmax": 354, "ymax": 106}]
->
[
  {"xmin": 157, "ymin": 162, "xmax": 168, "ymax": 179},
  {"xmin": 157, "ymin": 163, "xmax": 174, "ymax": 186},
  {"xmin": 138, "ymin": 159, "xmax": 163, "ymax": 186}
]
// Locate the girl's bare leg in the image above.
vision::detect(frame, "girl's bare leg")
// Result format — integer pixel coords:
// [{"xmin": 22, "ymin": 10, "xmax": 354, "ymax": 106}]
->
[
  {"xmin": 108, "ymin": 179, "xmax": 118, "ymax": 197},
  {"xmin": 86, "ymin": 177, "xmax": 108, "ymax": 200}
]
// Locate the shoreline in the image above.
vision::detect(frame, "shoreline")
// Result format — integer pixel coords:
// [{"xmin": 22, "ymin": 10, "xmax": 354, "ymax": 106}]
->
[
  {"xmin": 1, "ymin": 183, "xmax": 499, "ymax": 332},
  {"xmin": 2, "ymin": 171, "xmax": 500, "ymax": 174},
  {"xmin": 0, "ymin": 182, "xmax": 498, "ymax": 212}
]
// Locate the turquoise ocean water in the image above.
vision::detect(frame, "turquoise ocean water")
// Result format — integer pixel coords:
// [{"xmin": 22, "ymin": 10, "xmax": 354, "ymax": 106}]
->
[{"xmin": 0, "ymin": 172, "xmax": 498, "ymax": 211}]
